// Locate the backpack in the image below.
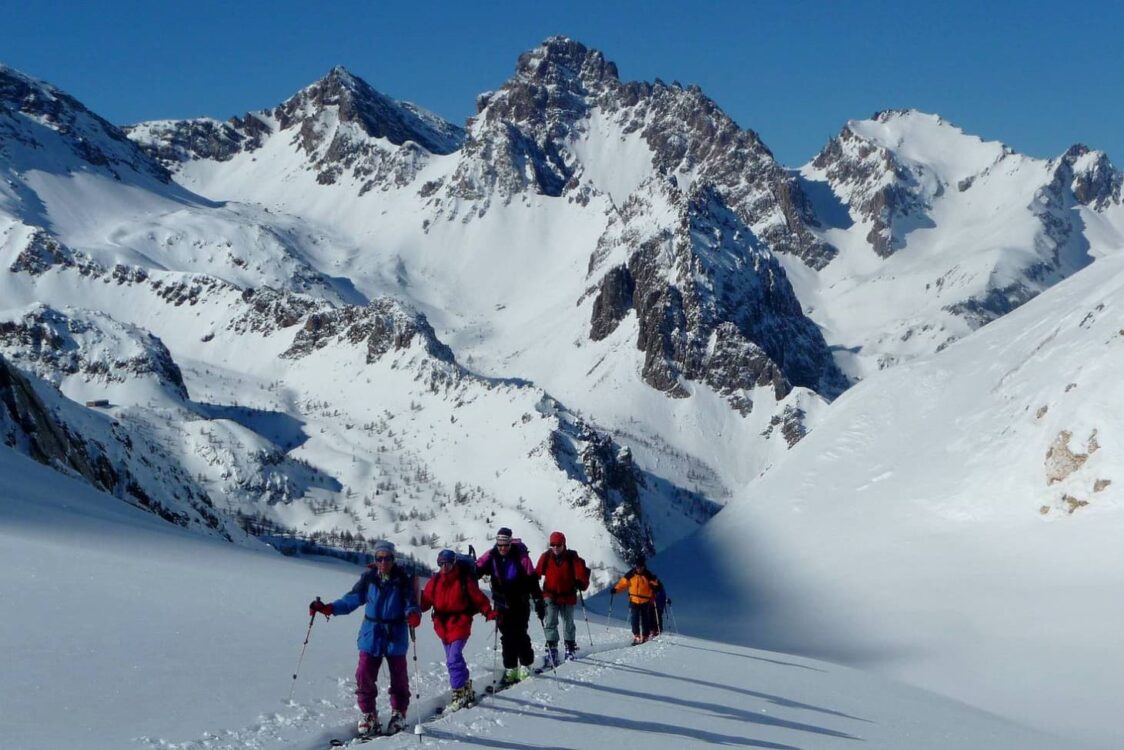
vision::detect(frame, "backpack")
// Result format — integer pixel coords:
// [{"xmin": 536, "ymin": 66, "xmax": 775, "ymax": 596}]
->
[{"xmin": 452, "ymin": 549, "xmax": 478, "ymax": 615}]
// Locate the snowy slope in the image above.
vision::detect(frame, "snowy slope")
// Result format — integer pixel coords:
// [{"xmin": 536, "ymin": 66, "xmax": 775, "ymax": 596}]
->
[
  {"xmin": 656, "ymin": 250, "xmax": 1124, "ymax": 748},
  {"xmin": 1, "ymin": 446, "xmax": 1078, "ymax": 750}
]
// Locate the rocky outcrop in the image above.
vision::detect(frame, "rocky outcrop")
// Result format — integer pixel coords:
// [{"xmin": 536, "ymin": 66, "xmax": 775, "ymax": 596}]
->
[
  {"xmin": 542, "ymin": 399, "xmax": 654, "ymax": 559},
  {"xmin": 1, "ymin": 353, "xmax": 106, "ymax": 483},
  {"xmin": 283, "ymin": 297, "xmax": 456, "ymax": 366},
  {"xmin": 1058, "ymin": 144, "xmax": 1122, "ymax": 210},
  {"xmin": 122, "ymin": 115, "xmax": 267, "ymax": 166},
  {"xmin": 588, "ymin": 180, "xmax": 846, "ymax": 412},
  {"xmin": 810, "ymin": 113, "xmax": 933, "ymax": 258},
  {"xmin": 0, "ymin": 305, "xmax": 189, "ymax": 400}
]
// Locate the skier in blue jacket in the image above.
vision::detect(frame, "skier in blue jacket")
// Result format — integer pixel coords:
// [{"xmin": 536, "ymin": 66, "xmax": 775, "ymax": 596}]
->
[{"xmin": 309, "ymin": 540, "xmax": 420, "ymax": 737}]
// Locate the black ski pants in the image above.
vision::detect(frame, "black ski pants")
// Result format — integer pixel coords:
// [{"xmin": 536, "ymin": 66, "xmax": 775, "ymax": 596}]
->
[
  {"xmin": 498, "ymin": 599, "xmax": 535, "ymax": 668},
  {"xmin": 629, "ymin": 601, "xmax": 656, "ymax": 638}
]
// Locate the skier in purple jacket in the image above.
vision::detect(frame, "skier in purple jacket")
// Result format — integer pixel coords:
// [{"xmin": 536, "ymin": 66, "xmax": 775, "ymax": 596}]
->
[
  {"xmin": 309, "ymin": 540, "xmax": 420, "ymax": 737},
  {"xmin": 475, "ymin": 527, "xmax": 545, "ymax": 684}
]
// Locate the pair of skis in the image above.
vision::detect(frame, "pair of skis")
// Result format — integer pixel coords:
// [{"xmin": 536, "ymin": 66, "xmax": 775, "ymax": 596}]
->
[
  {"xmin": 328, "ymin": 649, "xmax": 581, "ymax": 745},
  {"xmin": 328, "ymin": 719, "xmax": 409, "ymax": 747}
]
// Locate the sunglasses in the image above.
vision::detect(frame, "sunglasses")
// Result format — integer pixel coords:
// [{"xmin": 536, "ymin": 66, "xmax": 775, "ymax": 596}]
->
[
  {"xmin": 496, "ymin": 542, "xmax": 511, "ymax": 547},
  {"xmin": 438, "ymin": 560, "xmax": 455, "ymax": 567},
  {"xmin": 375, "ymin": 555, "xmax": 395, "ymax": 562},
  {"xmin": 550, "ymin": 543, "xmax": 564, "ymax": 548}
]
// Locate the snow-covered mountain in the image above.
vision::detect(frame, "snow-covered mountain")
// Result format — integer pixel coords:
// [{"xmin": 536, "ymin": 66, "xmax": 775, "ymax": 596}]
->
[
  {"xmin": 796, "ymin": 109, "xmax": 1124, "ymax": 378},
  {"xmin": 0, "ymin": 59, "xmax": 709, "ymax": 575}
]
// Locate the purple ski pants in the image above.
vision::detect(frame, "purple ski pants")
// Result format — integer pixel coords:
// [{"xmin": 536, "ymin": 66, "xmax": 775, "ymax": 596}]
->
[
  {"xmin": 355, "ymin": 651, "xmax": 410, "ymax": 715},
  {"xmin": 443, "ymin": 638, "xmax": 470, "ymax": 689}
]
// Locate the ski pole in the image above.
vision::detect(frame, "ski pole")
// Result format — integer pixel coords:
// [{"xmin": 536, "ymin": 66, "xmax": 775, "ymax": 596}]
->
[
  {"xmin": 410, "ymin": 626, "xmax": 420, "ymax": 701},
  {"xmin": 667, "ymin": 602, "xmax": 680, "ymax": 635},
  {"xmin": 606, "ymin": 591, "xmax": 615, "ymax": 631},
  {"xmin": 577, "ymin": 590, "xmax": 594, "ymax": 648},
  {"xmin": 409, "ymin": 625, "xmax": 424, "ymax": 740},
  {"xmin": 538, "ymin": 613, "xmax": 556, "ymax": 675},
  {"xmin": 289, "ymin": 597, "xmax": 323, "ymax": 703},
  {"xmin": 489, "ymin": 618, "xmax": 500, "ymax": 701}
]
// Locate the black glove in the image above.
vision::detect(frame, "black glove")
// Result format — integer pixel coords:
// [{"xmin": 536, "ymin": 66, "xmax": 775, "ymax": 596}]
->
[{"xmin": 534, "ymin": 598, "xmax": 546, "ymax": 620}]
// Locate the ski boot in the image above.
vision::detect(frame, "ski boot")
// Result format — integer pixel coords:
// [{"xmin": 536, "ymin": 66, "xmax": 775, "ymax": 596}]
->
[
  {"xmin": 515, "ymin": 664, "xmax": 532, "ymax": 681},
  {"xmin": 357, "ymin": 712, "xmax": 381, "ymax": 737},
  {"xmin": 564, "ymin": 641, "xmax": 578, "ymax": 661},
  {"xmin": 631, "ymin": 634, "xmax": 643, "ymax": 645},
  {"xmin": 500, "ymin": 667, "xmax": 520, "ymax": 686},
  {"xmin": 384, "ymin": 709, "xmax": 407, "ymax": 735},
  {"xmin": 542, "ymin": 641, "xmax": 560, "ymax": 669},
  {"xmin": 449, "ymin": 680, "xmax": 475, "ymax": 711}
]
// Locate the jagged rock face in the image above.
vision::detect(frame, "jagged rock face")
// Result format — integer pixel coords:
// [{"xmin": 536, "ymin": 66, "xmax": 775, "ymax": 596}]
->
[
  {"xmin": 0, "ymin": 65, "xmax": 169, "ymax": 182},
  {"xmin": 122, "ymin": 116, "xmax": 267, "ymax": 166},
  {"xmin": 0, "ymin": 305, "xmax": 189, "ymax": 400},
  {"xmin": 443, "ymin": 37, "xmax": 834, "ymax": 268},
  {"xmin": 589, "ymin": 181, "xmax": 846, "ymax": 412},
  {"xmin": 811, "ymin": 116, "xmax": 930, "ymax": 258}
]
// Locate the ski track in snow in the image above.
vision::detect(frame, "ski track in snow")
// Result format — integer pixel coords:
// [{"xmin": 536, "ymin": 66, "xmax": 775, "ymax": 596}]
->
[{"xmin": 134, "ymin": 629, "xmax": 663, "ymax": 750}]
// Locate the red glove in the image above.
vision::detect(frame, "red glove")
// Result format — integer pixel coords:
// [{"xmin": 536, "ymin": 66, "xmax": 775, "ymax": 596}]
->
[
  {"xmin": 484, "ymin": 609, "xmax": 498, "ymax": 621},
  {"xmin": 407, "ymin": 611, "xmax": 422, "ymax": 628},
  {"xmin": 309, "ymin": 599, "xmax": 333, "ymax": 618}
]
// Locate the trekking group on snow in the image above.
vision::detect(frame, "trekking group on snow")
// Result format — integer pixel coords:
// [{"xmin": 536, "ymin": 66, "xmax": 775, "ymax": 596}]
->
[{"xmin": 306, "ymin": 526, "xmax": 670, "ymax": 738}]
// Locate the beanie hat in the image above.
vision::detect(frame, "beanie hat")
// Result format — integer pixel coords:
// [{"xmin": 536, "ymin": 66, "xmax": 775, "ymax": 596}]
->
[
  {"xmin": 373, "ymin": 540, "xmax": 396, "ymax": 556},
  {"xmin": 495, "ymin": 527, "xmax": 513, "ymax": 543},
  {"xmin": 437, "ymin": 549, "xmax": 456, "ymax": 565},
  {"xmin": 549, "ymin": 531, "xmax": 566, "ymax": 547}
]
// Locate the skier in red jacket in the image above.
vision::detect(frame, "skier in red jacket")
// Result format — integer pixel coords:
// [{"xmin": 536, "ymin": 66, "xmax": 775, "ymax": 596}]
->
[
  {"xmin": 420, "ymin": 549, "xmax": 496, "ymax": 711},
  {"xmin": 534, "ymin": 531, "xmax": 590, "ymax": 666}
]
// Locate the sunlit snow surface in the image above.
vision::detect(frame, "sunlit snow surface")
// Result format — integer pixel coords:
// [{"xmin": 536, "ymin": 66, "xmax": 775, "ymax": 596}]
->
[
  {"xmin": 1, "ymin": 449, "xmax": 1077, "ymax": 750},
  {"xmin": 659, "ymin": 252, "xmax": 1124, "ymax": 748}
]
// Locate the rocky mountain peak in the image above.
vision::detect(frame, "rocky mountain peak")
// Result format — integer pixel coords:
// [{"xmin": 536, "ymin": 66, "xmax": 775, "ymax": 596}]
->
[
  {"xmin": 809, "ymin": 121, "xmax": 922, "ymax": 258},
  {"xmin": 275, "ymin": 66, "xmax": 463, "ymax": 155},
  {"xmin": 513, "ymin": 36, "xmax": 620, "ymax": 89},
  {"xmin": 445, "ymin": 40, "xmax": 834, "ymax": 268}
]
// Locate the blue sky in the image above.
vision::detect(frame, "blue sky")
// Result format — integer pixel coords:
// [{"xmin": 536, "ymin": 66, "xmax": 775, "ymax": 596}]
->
[{"xmin": 2, "ymin": 1, "xmax": 1121, "ymax": 166}]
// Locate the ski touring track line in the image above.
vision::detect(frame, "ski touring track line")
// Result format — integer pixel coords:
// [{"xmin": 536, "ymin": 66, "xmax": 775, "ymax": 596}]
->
[{"xmin": 315, "ymin": 634, "xmax": 675, "ymax": 749}]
